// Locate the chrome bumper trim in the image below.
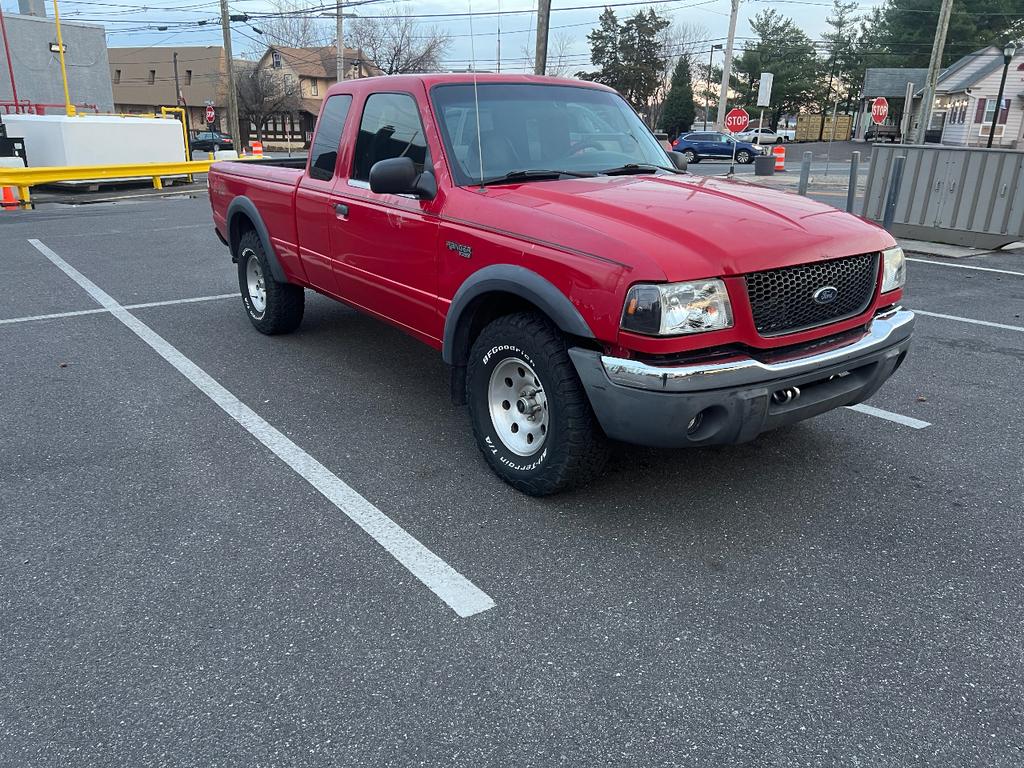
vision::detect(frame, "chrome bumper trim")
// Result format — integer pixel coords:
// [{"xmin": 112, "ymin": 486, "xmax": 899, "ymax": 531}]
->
[{"xmin": 603, "ymin": 308, "xmax": 915, "ymax": 392}]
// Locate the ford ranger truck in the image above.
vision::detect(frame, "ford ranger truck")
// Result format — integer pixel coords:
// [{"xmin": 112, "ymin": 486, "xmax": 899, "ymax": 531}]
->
[{"xmin": 209, "ymin": 74, "xmax": 914, "ymax": 495}]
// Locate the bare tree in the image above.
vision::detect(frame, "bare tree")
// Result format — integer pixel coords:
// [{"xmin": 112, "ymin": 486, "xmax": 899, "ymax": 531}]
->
[
  {"xmin": 520, "ymin": 32, "xmax": 575, "ymax": 77},
  {"xmin": 349, "ymin": 6, "xmax": 452, "ymax": 74},
  {"xmin": 648, "ymin": 21, "xmax": 708, "ymax": 130},
  {"xmin": 235, "ymin": 62, "xmax": 302, "ymax": 142},
  {"xmin": 248, "ymin": 0, "xmax": 333, "ymax": 52}
]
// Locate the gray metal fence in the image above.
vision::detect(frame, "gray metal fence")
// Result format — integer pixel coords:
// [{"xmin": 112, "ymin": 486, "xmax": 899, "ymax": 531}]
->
[{"xmin": 862, "ymin": 144, "xmax": 1024, "ymax": 248}]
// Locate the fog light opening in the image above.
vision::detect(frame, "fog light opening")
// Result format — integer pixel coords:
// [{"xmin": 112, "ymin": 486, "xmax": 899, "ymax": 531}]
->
[{"xmin": 687, "ymin": 412, "xmax": 704, "ymax": 435}]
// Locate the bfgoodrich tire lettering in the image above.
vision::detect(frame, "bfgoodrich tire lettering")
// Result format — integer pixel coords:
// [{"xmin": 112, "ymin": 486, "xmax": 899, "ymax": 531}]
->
[
  {"xmin": 236, "ymin": 229, "xmax": 304, "ymax": 335},
  {"xmin": 466, "ymin": 312, "xmax": 609, "ymax": 495}
]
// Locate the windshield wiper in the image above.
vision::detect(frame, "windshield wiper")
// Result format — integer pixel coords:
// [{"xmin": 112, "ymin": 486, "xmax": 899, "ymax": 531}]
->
[
  {"xmin": 599, "ymin": 163, "xmax": 682, "ymax": 176},
  {"xmin": 479, "ymin": 169, "xmax": 597, "ymax": 186}
]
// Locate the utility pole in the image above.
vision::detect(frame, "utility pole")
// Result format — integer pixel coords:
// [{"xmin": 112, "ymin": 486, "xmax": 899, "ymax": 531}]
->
[
  {"xmin": 218, "ymin": 0, "xmax": 240, "ymax": 147},
  {"xmin": 173, "ymin": 51, "xmax": 182, "ymax": 105},
  {"xmin": 915, "ymin": 0, "xmax": 954, "ymax": 144},
  {"xmin": 534, "ymin": 0, "xmax": 551, "ymax": 75},
  {"xmin": 336, "ymin": 0, "xmax": 344, "ymax": 81},
  {"xmin": 52, "ymin": 0, "xmax": 74, "ymax": 115},
  {"xmin": 715, "ymin": 0, "xmax": 740, "ymax": 129}
]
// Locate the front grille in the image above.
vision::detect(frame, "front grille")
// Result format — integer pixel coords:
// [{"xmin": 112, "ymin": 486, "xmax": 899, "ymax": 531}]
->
[{"xmin": 745, "ymin": 253, "xmax": 879, "ymax": 336}]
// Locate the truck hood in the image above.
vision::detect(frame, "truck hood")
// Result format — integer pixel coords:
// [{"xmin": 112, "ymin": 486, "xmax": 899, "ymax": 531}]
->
[{"xmin": 475, "ymin": 174, "xmax": 894, "ymax": 281}]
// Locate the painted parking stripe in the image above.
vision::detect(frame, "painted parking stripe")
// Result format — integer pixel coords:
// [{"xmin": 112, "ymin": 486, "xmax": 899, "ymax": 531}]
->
[
  {"xmin": 914, "ymin": 310, "xmax": 1024, "ymax": 333},
  {"xmin": 27, "ymin": 239, "xmax": 496, "ymax": 619},
  {"xmin": 907, "ymin": 257, "xmax": 1024, "ymax": 277},
  {"xmin": 0, "ymin": 294, "xmax": 236, "ymax": 326},
  {"xmin": 0, "ymin": 307, "xmax": 110, "ymax": 325},
  {"xmin": 846, "ymin": 403, "xmax": 931, "ymax": 429}
]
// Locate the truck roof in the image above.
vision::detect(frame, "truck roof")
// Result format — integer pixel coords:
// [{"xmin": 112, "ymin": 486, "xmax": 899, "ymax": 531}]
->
[{"xmin": 322, "ymin": 73, "xmax": 614, "ymax": 99}]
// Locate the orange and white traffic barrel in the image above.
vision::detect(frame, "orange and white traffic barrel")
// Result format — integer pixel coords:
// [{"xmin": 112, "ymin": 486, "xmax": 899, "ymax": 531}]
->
[
  {"xmin": 773, "ymin": 145, "xmax": 786, "ymax": 171},
  {"xmin": 250, "ymin": 141, "xmax": 264, "ymax": 158}
]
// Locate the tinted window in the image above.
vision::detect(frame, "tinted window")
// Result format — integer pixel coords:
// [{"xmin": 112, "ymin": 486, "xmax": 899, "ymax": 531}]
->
[
  {"xmin": 352, "ymin": 92, "xmax": 431, "ymax": 182},
  {"xmin": 309, "ymin": 94, "xmax": 353, "ymax": 181}
]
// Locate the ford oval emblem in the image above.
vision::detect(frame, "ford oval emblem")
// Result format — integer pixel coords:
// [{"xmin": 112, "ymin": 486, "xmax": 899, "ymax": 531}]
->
[{"xmin": 813, "ymin": 286, "xmax": 839, "ymax": 304}]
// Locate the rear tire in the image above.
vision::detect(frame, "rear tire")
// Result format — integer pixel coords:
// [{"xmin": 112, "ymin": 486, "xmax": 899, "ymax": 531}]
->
[
  {"xmin": 466, "ymin": 312, "xmax": 610, "ymax": 495},
  {"xmin": 236, "ymin": 229, "xmax": 304, "ymax": 335}
]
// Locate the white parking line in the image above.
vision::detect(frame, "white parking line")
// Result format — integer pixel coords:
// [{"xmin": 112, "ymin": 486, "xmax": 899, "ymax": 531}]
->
[
  {"xmin": 914, "ymin": 310, "xmax": 1024, "ymax": 333},
  {"xmin": 0, "ymin": 293, "xmax": 236, "ymax": 326},
  {"xmin": 0, "ymin": 307, "xmax": 109, "ymax": 325},
  {"xmin": 27, "ymin": 238, "xmax": 496, "ymax": 619},
  {"xmin": 846, "ymin": 403, "xmax": 931, "ymax": 429},
  {"xmin": 907, "ymin": 257, "xmax": 1024, "ymax": 277}
]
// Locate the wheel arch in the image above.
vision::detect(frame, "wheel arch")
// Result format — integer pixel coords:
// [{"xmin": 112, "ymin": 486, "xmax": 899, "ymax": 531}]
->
[
  {"xmin": 442, "ymin": 266, "xmax": 597, "ymax": 404},
  {"xmin": 226, "ymin": 196, "xmax": 287, "ymax": 283}
]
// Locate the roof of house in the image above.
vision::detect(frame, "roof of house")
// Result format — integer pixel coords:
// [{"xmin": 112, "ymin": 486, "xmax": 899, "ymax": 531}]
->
[
  {"xmin": 935, "ymin": 46, "xmax": 1015, "ymax": 93},
  {"xmin": 262, "ymin": 46, "xmax": 382, "ymax": 79},
  {"xmin": 862, "ymin": 68, "xmax": 929, "ymax": 99},
  {"xmin": 109, "ymin": 46, "xmax": 226, "ymax": 106}
]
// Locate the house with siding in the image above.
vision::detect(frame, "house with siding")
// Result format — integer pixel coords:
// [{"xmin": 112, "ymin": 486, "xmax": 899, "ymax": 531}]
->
[
  {"xmin": 251, "ymin": 45, "xmax": 381, "ymax": 147},
  {"xmin": 859, "ymin": 47, "xmax": 1023, "ymax": 147},
  {"xmin": 929, "ymin": 45, "xmax": 1022, "ymax": 148}
]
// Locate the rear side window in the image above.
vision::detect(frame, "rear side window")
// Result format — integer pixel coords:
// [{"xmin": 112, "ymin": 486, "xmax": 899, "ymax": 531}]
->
[
  {"xmin": 309, "ymin": 95, "xmax": 353, "ymax": 181},
  {"xmin": 352, "ymin": 92, "xmax": 431, "ymax": 182}
]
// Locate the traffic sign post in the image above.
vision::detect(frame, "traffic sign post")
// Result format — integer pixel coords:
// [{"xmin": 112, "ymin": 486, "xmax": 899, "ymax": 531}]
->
[
  {"xmin": 871, "ymin": 97, "xmax": 889, "ymax": 125},
  {"xmin": 725, "ymin": 107, "xmax": 749, "ymax": 175}
]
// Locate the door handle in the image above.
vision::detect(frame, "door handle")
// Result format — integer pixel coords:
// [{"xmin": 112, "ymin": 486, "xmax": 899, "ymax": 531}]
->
[{"xmin": 334, "ymin": 203, "xmax": 348, "ymax": 217}]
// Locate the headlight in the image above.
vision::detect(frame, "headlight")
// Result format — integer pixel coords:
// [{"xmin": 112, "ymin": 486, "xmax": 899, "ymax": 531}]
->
[
  {"xmin": 621, "ymin": 279, "xmax": 733, "ymax": 336},
  {"xmin": 881, "ymin": 246, "xmax": 906, "ymax": 292}
]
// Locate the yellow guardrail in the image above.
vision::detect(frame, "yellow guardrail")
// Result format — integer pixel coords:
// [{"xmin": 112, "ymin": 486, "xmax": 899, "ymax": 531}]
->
[{"xmin": 0, "ymin": 159, "xmax": 225, "ymax": 206}]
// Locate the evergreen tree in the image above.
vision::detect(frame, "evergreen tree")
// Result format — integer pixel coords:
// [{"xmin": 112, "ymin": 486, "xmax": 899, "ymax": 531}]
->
[
  {"xmin": 733, "ymin": 10, "xmax": 819, "ymax": 128},
  {"xmin": 661, "ymin": 56, "xmax": 696, "ymax": 138},
  {"xmin": 578, "ymin": 8, "xmax": 670, "ymax": 111}
]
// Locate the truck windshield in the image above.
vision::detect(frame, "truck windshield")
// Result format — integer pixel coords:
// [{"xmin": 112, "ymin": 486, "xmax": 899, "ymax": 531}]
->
[{"xmin": 430, "ymin": 83, "xmax": 670, "ymax": 186}]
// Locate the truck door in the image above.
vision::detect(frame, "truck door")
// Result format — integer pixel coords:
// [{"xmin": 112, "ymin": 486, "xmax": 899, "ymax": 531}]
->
[
  {"xmin": 328, "ymin": 91, "xmax": 442, "ymax": 344},
  {"xmin": 295, "ymin": 94, "xmax": 353, "ymax": 296}
]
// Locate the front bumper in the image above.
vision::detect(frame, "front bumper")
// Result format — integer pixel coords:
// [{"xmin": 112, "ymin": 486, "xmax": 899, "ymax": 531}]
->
[{"xmin": 569, "ymin": 308, "xmax": 915, "ymax": 448}]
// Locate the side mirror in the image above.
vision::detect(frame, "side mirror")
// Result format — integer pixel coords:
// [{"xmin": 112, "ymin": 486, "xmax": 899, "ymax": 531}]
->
[
  {"xmin": 368, "ymin": 157, "xmax": 436, "ymax": 199},
  {"xmin": 667, "ymin": 150, "xmax": 688, "ymax": 172}
]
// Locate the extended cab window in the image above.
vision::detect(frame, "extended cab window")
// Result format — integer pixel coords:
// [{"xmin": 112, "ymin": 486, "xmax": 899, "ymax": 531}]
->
[
  {"xmin": 352, "ymin": 92, "xmax": 431, "ymax": 182},
  {"xmin": 309, "ymin": 95, "xmax": 353, "ymax": 181}
]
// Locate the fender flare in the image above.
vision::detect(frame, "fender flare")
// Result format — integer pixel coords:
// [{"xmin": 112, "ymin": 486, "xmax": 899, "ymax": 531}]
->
[
  {"xmin": 442, "ymin": 265, "xmax": 595, "ymax": 366},
  {"xmin": 226, "ymin": 196, "xmax": 287, "ymax": 283}
]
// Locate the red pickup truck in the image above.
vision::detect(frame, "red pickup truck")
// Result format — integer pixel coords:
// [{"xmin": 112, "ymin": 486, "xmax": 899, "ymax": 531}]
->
[{"xmin": 209, "ymin": 74, "xmax": 913, "ymax": 495}]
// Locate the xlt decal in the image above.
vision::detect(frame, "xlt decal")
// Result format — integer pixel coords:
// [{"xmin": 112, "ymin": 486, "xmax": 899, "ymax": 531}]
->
[{"xmin": 446, "ymin": 240, "xmax": 472, "ymax": 259}]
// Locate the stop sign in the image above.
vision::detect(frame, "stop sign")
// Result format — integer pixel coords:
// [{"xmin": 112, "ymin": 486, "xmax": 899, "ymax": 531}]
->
[
  {"xmin": 871, "ymin": 97, "xmax": 889, "ymax": 125},
  {"xmin": 205, "ymin": 105, "xmax": 216, "ymax": 124},
  {"xmin": 725, "ymin": 107, "xmax": 750, "ymax": 133}
]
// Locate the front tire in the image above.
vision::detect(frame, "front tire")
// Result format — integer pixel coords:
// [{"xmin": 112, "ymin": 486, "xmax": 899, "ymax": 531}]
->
[
  {"xmin": 236, "ymin": 229, "xmax": 304, "ymax": 335},
  {"xmin": 737, "ymin": 149, "xmax": 753, "ymax": 164},
  {"xmin": 466, "ymin": 313, "xmax": 609, "ymax": 495}
]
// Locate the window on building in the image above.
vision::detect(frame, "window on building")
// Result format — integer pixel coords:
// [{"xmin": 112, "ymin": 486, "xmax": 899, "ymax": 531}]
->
[
  {"xmin": 272, "ymin": 52, "xmax": 282, "ymax": 69},
  {"xmin": 983, "ymin": 98, "xmax": 997, "ymax": 124},
  {"xmin": 148, "ymin": 70, "xmax": 156, "ymax": 85},
  {"xmin": 309, "ymin": 94, "xmax": 353, "ymax": 181},
  {"xmin": 185, "ymin": 70, "xmax": 192, "ymax": 86},
  {"xmin": 311, "ymin": 80, "xmax": 318, "ymax": 96},
  {"xmin": 352, "ymin": 92, "xmax": 431, "ymax": 182},
  {"xmin": 114, "ymin": 69, "xmax": 121, "ymax": 84}
]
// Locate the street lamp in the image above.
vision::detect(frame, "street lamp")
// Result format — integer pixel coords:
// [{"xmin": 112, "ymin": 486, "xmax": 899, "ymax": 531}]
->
[
  {"xmin": 988, "ymin": 40, "xmax": 1016, "ymax": 148},
  {"xmin": 704, "ymin": 43, "xmax": 723, "ymax": 130}
]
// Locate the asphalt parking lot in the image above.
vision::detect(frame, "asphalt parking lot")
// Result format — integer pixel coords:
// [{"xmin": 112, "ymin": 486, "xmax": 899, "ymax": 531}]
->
[{"xmin": 2, "ymin": 192, "xmax": 1023, "ymax": 767}]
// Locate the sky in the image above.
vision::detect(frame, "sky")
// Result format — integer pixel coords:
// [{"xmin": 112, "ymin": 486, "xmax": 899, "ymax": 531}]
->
[{"xmin": 1, "ymin": 0, "xmax": 886, "ymax": 73}]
